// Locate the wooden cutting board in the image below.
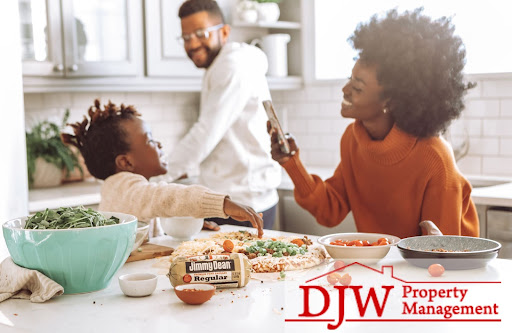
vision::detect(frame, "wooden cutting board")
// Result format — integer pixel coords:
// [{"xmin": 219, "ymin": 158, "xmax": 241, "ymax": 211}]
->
[{"xmin": 126, "ymin": 243, "xmax": 174, "ymax": 262}]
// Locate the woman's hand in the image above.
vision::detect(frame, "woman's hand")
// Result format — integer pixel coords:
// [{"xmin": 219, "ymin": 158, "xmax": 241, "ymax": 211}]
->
[
  {"xmin": 223, "ymin": 197, "xmax": 264, "ymax": 238},
  {"xmin": 267, "ymin": 121, "xmax": 298, "ymax": 165},
  {"xmin": 419, "ymin": 220, "xmax": 443, "ymax": 236}
]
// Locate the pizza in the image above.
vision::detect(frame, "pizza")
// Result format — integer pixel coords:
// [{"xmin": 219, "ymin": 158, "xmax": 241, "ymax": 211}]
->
[{"xmin": 169, "ymin": 230, "xmax": 327, "ymax": 273}]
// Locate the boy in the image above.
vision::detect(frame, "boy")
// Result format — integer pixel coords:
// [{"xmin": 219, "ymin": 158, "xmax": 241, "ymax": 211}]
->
[{"xmin": 61, "ymin": 99, "xmax": 263, "ymax": 237}]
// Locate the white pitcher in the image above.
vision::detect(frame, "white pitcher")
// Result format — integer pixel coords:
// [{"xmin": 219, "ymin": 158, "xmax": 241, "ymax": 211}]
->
[{"xmin": 251, "ymin": 34, "xmax": 291, "ymax": 77}]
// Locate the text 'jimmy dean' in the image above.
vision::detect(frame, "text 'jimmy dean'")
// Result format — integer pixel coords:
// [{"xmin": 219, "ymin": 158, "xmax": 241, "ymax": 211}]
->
[{"xmin": 186, "ymin": 259, "xmax": 235, "ymax": 273}]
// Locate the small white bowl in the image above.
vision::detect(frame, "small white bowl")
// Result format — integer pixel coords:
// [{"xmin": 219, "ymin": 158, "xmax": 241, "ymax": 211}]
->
[
  {"xmin": 318, "ymin": 232, "xmax": 401, "ymax": 262},
  {"xmin": 118, "ymin": 273, "xmax": 157, "ymax": 297},
  {"xmin": 160, "ymin": 216, "xmax": 203, "ymax": 240},
  {"xmin": 131, "ymin": 221, "xmax": 149, "ymax": 253}
]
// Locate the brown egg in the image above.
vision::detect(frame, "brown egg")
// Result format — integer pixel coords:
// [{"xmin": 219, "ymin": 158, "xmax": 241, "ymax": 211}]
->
[{"xmin": 174, "ymin": 284, "xmax": 216, "ymax": 305}]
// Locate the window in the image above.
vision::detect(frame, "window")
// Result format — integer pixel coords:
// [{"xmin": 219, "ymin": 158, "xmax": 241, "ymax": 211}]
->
[{"xmin": 314, "ymin": 0, "xmax": 512, "ymax": 79}]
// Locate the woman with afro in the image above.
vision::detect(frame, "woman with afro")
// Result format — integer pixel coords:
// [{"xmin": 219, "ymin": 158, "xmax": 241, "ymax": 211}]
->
[{"xmin": 269, "ymin": 8, "xmax": 478, "ymax": 238}]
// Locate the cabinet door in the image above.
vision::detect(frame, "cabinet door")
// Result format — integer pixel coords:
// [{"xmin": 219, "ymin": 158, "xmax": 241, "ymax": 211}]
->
[
  {"xmin": 145, "ymin": 0, "xmax": 203, "ymax": 77},
  {"xmin": 60, "ymin": 0, "xmax": 143, "ymax": 77},
  {"xmin": 19, "ymin": 0, "xmax": 64, "ymax": 76}
]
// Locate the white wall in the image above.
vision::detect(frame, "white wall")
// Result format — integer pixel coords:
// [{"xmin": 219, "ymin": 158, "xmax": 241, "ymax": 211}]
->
[
  {"xmin": 23, "ymin": 75, "xmax": 512, "ymax": 182},
  {"xmin": 0, "ymin": 1, "xmax": 28, "ymax": 260}
]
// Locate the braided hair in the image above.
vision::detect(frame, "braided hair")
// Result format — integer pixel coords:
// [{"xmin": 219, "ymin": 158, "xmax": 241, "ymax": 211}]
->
[{"xmin": 61, "ymin": 99, "xmax": 141, "ymax": 180}]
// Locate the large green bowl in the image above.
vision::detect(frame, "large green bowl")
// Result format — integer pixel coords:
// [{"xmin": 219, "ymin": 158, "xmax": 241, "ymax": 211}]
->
[{"xmin": 2, "ymin": 212, "xmax": 137, "ymax": 294}]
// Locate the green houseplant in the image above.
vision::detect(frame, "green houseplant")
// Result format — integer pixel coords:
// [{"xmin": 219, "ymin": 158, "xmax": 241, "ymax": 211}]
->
[{"xmin": 26, "ymin": 110, "xmax": 82, "ymax": 188}]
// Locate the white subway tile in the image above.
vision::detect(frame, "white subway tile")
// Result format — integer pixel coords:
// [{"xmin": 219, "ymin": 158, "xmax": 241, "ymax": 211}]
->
[
  {"xmin": 500, "ymin": 139, "xmax": 512, "ymax": 156},
  {"xmin": 482, "ymin": 157, "xmax": 512, "ymax": 177},
  {"xmin": 279, "ymin": 89, "xmax": 306, "ymax": 103},
  {"xmin": 305, "ymin": 150, "xmax": 337, "ymax": 168},
  {"xmin": 172, "ymin": 92, "xmax": 200, "ymax": 105},
  {"xmin": 468, "ymin": 138, "xmax": 500, "ymax": 155},
  {"xmin": 481, "ymin": 80, "xmax": 512, "ymax": 98},
  {"xmin": 42, "ymin": 93, "xmax": 72, "ymax": 108},
  {"xmin": 456, "ymin": 156, "xmax": 482, "ymax": 175},
  {"xmin": 288, "ymin": 119, "xmax": 308, "ymax": 134},
  {"xmin": 72, "ymin": 93, "xmax": 99, "ymax": 108},
  {"xmin": 23, "ymin": 93, "xmax": 43, "ymax": 109},
  {"xmin": 449, "ymin": 118, "xmax": 482, "ymax": 136},
  {"xmin": 151, "ymin": 92, "xmax": 175, "ymax": 105},
  {"xmin": 139, "ymin": 105, "xmax": 164, "ymax": 121},
  {"xmin": 291, "ymin": 103, "xmax": 318, "ymax": 118},
  {"xmin": 483, "ymin": 119, "xmax": 512, "ymax": 137},
  {"xmin": 305, "ymin": 85, "xmax": 335, "ymax": 102},
  {"xmin": 320, "ymin": 134, "xmax": 342, "ymax": 148},
  {"xmin": 293, "ymin": 134, "xmax": 321, "ymax": 150},
  {"xmin": 123, "ymin": 92, "xmax": 152, "ymax": 106},
  {"xmin": 318, "ymin": 103, "xmax": 342, "ymax": 118},
  {"xmin": 98, "ymin": 93, "xmax": 127, "ymax": 105},
  {"xmin": 307, "ymin": 119, "xmax": 332, "ymax": 134},
  {"xmin": 464, "ymin": 99, "xmax": 500, "ymax": 117},
  {"xmin": 500, "ymin": 99, "xmax": 512, "ymax": 117}
]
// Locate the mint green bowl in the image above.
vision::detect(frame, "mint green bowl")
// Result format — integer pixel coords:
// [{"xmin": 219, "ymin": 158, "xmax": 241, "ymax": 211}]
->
[{"xmin": 2, "ymin": 212, "xmax": 137, "ymax": 294}]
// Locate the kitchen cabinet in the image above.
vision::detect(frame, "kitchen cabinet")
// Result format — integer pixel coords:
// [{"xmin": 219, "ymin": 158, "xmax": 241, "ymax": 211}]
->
[
  {"xmin": 19, "ymin": 0, "xmax": 143, "ymax": 78},
  {"xmin": 145, "ymin": 0, "xmax": 304, "ymax": 89}
]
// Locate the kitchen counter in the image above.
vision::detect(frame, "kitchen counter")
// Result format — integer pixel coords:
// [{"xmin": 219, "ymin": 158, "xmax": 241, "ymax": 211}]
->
[
  {"xmin": 28, "ymin": 178, "xmax": 102, "ymax": 213},
  {"xmin": 1, "ymin": 225, "xmax": 511, "ymax": 333}
]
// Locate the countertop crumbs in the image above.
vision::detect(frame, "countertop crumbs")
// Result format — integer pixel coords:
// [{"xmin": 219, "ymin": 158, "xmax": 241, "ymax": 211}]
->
[
  {"xmin": 272, "ymin": 308, "xmax": 282, "ymax": 315},
  {"xmin": 13, "ymin": 314, "xmax": 18, "ymax": 316},
  {"xmin": 93, "ymin": 301, "xmax": 96, "ymax": 304}
]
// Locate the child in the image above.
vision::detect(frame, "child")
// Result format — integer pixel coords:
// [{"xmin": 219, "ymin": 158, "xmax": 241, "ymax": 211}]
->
[{"xmin": 61, "ymin": 99, "xmax": 263, "ymax": 238}]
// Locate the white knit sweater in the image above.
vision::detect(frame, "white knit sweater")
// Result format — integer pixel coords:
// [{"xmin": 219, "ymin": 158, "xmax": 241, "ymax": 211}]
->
[{"xmin": 98, "ymin": 172, "xmax": 228, "ymax": 222}]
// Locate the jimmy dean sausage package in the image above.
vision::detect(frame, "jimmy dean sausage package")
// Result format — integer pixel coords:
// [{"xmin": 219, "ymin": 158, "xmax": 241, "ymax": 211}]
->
[{"xmin": 167, "ymin": 253, "xmax": 251, "ymax": 289}]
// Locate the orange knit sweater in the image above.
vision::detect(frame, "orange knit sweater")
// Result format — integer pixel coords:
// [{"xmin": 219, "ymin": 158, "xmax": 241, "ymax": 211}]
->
[{"xmin": 282, "ymin": 120, "xmax": 479, "ymax": 238}]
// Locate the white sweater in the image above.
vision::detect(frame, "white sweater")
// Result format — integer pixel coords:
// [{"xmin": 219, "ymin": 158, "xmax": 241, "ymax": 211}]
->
[
  {"xmin": 165, "ymin": 42, "xmax": 281, "ymax": 212},
  {"xmin": 98, "ymin": 172, "xmax": 228, "ymax": 223}
]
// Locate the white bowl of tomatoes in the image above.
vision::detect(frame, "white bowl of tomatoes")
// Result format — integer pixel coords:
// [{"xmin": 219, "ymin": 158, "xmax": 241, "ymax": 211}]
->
[{"xmin": 317, "ymin": 232, "xmax": 400, "ymax": 262}]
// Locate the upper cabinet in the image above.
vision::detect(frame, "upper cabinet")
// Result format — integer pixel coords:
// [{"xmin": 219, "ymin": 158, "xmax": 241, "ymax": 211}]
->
[
  {"xmin": 19, "ymin": 0, "xmax": 143, "ymax": 77},
  {"xmin": 145, "ymin": 0, "xmax": 203, "ymax": 77},
  {"xmin": 20, "ymin": 0, "xmax": 304, "ymax": 91}
]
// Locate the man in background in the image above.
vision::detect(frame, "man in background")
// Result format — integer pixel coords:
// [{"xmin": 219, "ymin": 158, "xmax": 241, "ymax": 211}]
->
[{"xmin": 165, "ymin": 0, "xmax": 281, "ymax": 230}]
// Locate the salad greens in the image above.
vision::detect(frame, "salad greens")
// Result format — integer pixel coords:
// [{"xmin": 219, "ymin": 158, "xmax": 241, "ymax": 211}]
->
[{"xmin": 24, "ymin": 206, "xmax": 120, "ymax": 230}]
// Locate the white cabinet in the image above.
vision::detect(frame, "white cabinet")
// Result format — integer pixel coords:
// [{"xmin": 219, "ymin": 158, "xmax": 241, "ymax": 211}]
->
[
  {"xmin": 19, "ymin": 0, "xmax": 143, "ymax": 77},
  {"xmin": 145, "ymin": 0, "xmax": 203, "ymax": 77}
]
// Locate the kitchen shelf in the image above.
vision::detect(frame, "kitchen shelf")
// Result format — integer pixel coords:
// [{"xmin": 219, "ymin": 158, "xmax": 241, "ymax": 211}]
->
[{"xmin": 232, "ymin": 20, "xmax": 301, "ymax": 30}]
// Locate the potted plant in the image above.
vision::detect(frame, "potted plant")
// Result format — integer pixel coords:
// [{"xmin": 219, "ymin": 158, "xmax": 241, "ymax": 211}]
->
[{"xmin": 26, "ymin": 110, "xmax": 82, "ymax": 188}]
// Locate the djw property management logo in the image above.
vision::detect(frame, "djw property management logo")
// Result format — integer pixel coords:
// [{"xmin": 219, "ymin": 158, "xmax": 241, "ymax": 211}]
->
[{"xmin": 284, "ymin": 262, "xmax": 502, "ymax": 330}]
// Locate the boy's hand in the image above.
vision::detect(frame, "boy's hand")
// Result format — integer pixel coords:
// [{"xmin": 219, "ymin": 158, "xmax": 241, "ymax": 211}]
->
[
  {"xmin": 223, "ymin": 198, "xmax": 264, "ymax": 238},
  {"xmin": 267, "ymin": 121, "xmax": 298, "ymax": 165}
]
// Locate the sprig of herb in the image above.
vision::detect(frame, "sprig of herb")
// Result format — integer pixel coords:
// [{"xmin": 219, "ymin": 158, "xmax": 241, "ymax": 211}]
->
[{"xmin": 24, "ymin": 206, "xmax": 119, "ymax": 229}]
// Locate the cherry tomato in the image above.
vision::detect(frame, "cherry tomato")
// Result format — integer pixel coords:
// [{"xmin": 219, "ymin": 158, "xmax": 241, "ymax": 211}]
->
[
  {"xmin": 327, "ymin": 273, "xmax": 340, "ymax": 285},
  {"xmin": 428, "ymin": 264, "xmax": 445, "ymax": 277},
  {"xmin": 333, "ymin": 260, "xmax": 346, "ymax": 271},
  {"xmin": 339, "ymin": 273, "xmax": 352, "ymax": 286},
  {"xmin": 223, "ymin": 239, "xmax": 234, "ymax": 252}
]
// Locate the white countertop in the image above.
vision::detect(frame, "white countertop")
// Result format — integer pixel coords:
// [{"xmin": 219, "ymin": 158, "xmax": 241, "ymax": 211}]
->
[{"xmin": 1, "ymin": 225, "xmax": 511, "ymax": 333}]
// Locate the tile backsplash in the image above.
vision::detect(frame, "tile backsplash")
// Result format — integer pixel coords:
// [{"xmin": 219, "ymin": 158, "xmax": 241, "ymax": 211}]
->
[{"xmin": 23, "ymin": 76, "xmax": 512, "ymax": 179}]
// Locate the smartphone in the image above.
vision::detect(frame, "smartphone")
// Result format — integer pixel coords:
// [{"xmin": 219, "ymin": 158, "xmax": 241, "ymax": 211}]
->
[{"xmin": 262, "ymin": 100, "xmax": 291, "ymax": 154}]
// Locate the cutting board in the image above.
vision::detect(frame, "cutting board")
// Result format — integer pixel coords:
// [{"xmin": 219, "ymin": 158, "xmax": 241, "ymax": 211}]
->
[{"xmin": 126, "ymin": 243, "xmax": 174, "ymax": 263}]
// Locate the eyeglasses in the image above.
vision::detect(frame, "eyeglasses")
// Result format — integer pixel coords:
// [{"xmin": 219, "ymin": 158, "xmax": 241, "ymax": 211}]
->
[{"xmin": 177, "ymin": 24, "xmax": 225, "ymax": 44}]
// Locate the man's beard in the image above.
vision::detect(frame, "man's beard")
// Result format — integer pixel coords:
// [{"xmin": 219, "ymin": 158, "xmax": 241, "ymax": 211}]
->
[{"xmin": 188, "ymin": 45, "xmax": 222, "ymax": 69}]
